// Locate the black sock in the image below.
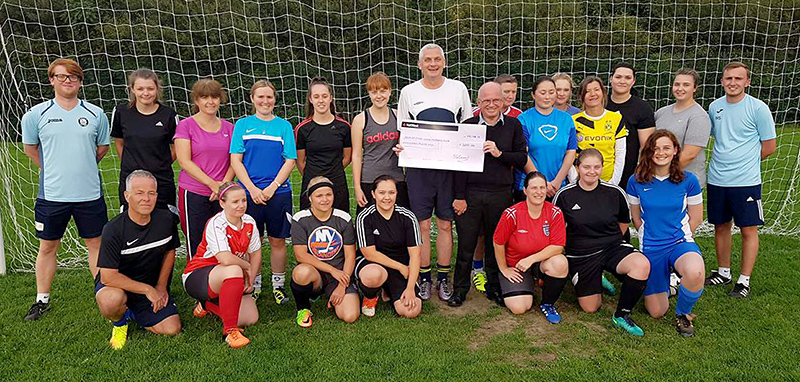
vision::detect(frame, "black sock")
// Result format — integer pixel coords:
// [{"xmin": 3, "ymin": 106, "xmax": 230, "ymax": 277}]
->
[
  {"xmin": 437, "ymin": 264, "xmax": 450, "ymax": 281},
  {"xmin": 290, "ymin": 280, "xmax": 314, "ymax": 311},
  {"xmin": 615, "ymin": 276, "xmax": 647, "ymax": 318},
  {"xmin": 420, "ymin": 267, "xmax": 432, "ymax": 282},
  {"xmin": 358, "ymin": 279, "xmax": 382, "ymax": 299},
  {"xmin": 540, "ymin": 273, "xmax": 567, "ymax": 305}
]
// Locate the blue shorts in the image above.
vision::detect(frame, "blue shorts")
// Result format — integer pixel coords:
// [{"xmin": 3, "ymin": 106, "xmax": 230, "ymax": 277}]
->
[
  {"xmin": 707, "ymin": 184, "xmax": 764, "ymax": 227},
  {"xmin": 405, "ymin": 168, "xmax": 454, "ymax": 221},
  {"xmin": 34, "ymin": 197, "xmax": 108, "ymax": 240},
  {"xmin": 94, "ymin": 279, "xmax": 178, "ymax": 328},
  {"xmin": 643, "ymin": 240, "xmax": 701, "ymax": 296},
  {"xmin": 246, "ymin": 191, "xmax": 292, "ymax": 239}
]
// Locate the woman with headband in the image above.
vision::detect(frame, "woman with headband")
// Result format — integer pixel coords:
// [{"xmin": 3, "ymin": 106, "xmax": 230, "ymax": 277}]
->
[
  {"xmin": 183, "ymin": 181, "xmax": 261, "ymax": 348},
  {"xmin": 290, "ymin": 176, "xmax": 359, "ymax": 327}
]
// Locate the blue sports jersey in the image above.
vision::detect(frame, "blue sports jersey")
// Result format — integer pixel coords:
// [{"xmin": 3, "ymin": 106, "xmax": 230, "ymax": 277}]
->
[
  {"xmin": 707, "ymin": 94, "xmax": 776, "ymax": 187},
  {"xmin": 21, "ymin": 99, "xmax": 110, "ymax": 202},
  {"xmin": 626, "ymin": 172, "xmax": 703, "ymax": 250},
  {"xmin": 230, "ymin": 115, "xmax": 297, "ymax": 194},
  {"xmin": 515, "ymin": 107, "xmax": 578, "ymax": 190}
]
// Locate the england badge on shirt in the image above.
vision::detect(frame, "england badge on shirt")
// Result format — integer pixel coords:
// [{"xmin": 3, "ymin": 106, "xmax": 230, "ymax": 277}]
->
[{"xmin": 542, "ymin": 221, "xmax": 550, "ymax": 237}]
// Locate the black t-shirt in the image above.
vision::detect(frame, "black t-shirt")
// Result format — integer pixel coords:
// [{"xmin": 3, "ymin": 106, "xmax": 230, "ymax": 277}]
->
[
  {"xmin": 454, "ymin": 115, "xmax": 528, "ymax": 198},
  {"xmin": 606, "ymin": 95, "xmax": 655, "ymax": 189},
  {"xmin": 355, "ymin": 205, "xmax": 421, "ymax": 264},
  {"xmin": 97, "ymin": 209, "xmax": 181, "ymax": 287},
  {"xmin": 111, "ymin": 103, "xmax": 179, "ymax": 198},
  {"xmin": 552, "ymin": 182, "xmax": 630, "ymax": 257},
  {"xmin": 295, "ymin": 117, "xmax": 352, "ymax": 185}
]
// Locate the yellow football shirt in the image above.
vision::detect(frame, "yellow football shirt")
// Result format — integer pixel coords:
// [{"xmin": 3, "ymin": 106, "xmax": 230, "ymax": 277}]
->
[{"xmin": 573, "ymin": 110, "xmax": 628, "ymax": 181}]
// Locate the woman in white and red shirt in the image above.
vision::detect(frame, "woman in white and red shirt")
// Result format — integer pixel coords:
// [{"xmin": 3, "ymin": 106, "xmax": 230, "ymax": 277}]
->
[
  {"xmin": 183, "ymin": 182, "xmax": 261, "ymax": 348},
  {"xmin": 493, "ymin": 172, "xmax": 568, "ymax": 323}
]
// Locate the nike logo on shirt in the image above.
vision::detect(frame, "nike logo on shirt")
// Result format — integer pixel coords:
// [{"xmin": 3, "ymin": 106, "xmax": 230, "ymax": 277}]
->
[
  {"xmin": 127, "ymin": 238, "xmax": 139, "ymax": 246},
  {"xmin": 245, "ymin": 128, "xmax": 258, "ymax": 134},
  {"xmin": 644, "ymin": 188, "xmax": 652, "ymax": 192}
]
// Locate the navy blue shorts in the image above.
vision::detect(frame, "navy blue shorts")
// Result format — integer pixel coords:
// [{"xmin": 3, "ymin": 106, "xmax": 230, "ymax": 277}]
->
[
  {"xmin": 707, "ymin": 184, "xmax": 764, "ymax": 227},
  {"xmin": 34, "ymin": 197, "xmax": 108, "ymax": 240},
  {"xmin": 405, "ymin": 168, "xmax": 454, "ymax": 221},
  {"xmin": 246, "ymin": 191, "xmax": 292, "ymax": 239},
  {"xmin": 94, "ymin": 279, "xmax": 178, "ymax": 328},
  {"xmin": 643, "ymin": 240, "xmax": 701, "ymax": 296}
]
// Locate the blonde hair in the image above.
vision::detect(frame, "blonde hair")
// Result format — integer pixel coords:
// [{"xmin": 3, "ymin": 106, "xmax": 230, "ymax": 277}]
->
[{"xmin": 127, "ymin": 68, "xmax": 163, "ymax": 108}]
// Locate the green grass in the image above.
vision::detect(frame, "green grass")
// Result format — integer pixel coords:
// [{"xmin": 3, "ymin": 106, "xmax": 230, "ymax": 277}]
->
[
  {"xmin": 1, "ymin": 128, "xmax": 800, "ymax": 380},
  {"xmin": 1, "ymin": 234, "xmax": 799, "ymax": 380}
]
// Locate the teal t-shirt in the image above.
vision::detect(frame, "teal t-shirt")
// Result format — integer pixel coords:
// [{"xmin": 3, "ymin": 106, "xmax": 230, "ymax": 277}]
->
[{"xmin": 21, "ymin": 99, "xmax": 110, "ymax": 202}]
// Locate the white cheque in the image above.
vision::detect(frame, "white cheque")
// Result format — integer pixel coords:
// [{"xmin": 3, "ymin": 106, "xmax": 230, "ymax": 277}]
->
[{"xmin": 398, "ymin": 120, "xmax": 486, "ymax": 172}]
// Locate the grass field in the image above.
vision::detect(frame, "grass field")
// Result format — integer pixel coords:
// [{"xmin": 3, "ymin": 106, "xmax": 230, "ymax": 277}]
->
[
  {"xmin": 1, "ymin": 127, "xmax": 799, "ymax": 380},
  {"xmin": 1, "ymin": 234, "xmax": 799, "ymax": 381}
]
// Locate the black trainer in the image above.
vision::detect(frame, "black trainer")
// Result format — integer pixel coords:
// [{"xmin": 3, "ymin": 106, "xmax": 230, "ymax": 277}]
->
[
  {"xmin": 728, "ymin": 283, "xmax": 750, "ymax": 298},
  {"xmin": 24, "ymin": 301, "xmax": 51, "ymax": 321},
  {"xmin": 447, "ymin": 294, "xmax": 465, "ymax": 307},
  {"xmin": 675, "ymin": 314, "xmax": 694, "ymax": 337},
  {"xmin": 704, "ymin": 270, "xmax": 732, "ymax": 286}
]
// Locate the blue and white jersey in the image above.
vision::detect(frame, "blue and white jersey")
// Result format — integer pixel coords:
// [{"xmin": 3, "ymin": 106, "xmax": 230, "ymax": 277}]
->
[
  {"xmin": 515, "ymin": 107, "xmax": 577, "ymax": 190},
  {"xmin": 626, "ymin": 172, "xmax": 703, "ymax": 250},
  {"xmin": 21, "ymin": 99, "xmax": 110, "ymax": 202},
  {"xmin": 230, "ymin": 115, "xmax": 296, "ymax": 194}
]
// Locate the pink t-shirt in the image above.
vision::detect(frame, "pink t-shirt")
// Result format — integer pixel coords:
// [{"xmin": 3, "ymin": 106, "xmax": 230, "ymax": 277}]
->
[{"xmin": 174, "ymin": 116, "xmax": 234, "ymax": 196}]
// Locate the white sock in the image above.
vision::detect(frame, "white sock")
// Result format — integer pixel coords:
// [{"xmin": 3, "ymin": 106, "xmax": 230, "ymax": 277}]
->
[
  {"xmin": 253, "ymin": 274, "xmax": 262, "ymax": 290},
  {"xmin": 272, "ymin": 273, "xmax": 285, "ymax": 289},
  {"xmin": 718, "ymin": 267, "xmax": 731, "ymax": 279},
  {"xmin": 36, "ymin": 293, "xmax": 50, "ymax": 304},
  {"xmin": 737, "ymin": 274, "xmax": 750, "ymax": 287}
]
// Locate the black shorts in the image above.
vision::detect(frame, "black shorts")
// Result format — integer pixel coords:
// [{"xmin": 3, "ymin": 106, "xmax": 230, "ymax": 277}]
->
[
  {"xmin": 313, "ymin": 270, "xmax": 359, "ymax": 297},
  {"xmin": 355, "ymin": 257, "xmax": 420, "ymax": 303},
  {"xmin": 568, "ymin": 242, "xmax": 639, "ymax": 297},
  {"xmin": 498, "ymin": 263, "xmax": 541, "ymax": 298},
  {"xmin": 35, "ymin": 197, "xmax": 108, "ymax": 240},
  {"xmin": 406, "ymin": 168, "xmax": 454, "ymax": 221},
  {"xmin": 94, "ymin": 279, "xmax": 178, "ymax": 328},
  {"xmin": 707, "ymin": 184, "xmax": 764, "ymax": 227},
  {"xmin": 182, "ymin": 265, "xmax": 251, "ymax": 305},
  {"xmin": 247, "ymin": 191, "xmax": 292, "ymax": 239}
]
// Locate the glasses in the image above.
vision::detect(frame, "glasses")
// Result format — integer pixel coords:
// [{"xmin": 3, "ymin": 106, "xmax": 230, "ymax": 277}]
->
[
  {"xmin": 480, "ymin": 98, "xmax": 503, "ymax": 105},
  {"xmin": 51, "ymin": 74, "xmax": 82, "ymax": 82}
]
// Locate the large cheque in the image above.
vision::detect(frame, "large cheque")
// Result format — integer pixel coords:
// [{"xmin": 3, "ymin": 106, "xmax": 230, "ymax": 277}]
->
[{"xmin": 398, "ymin": 120, "xmax": 487, "ymax": 172}]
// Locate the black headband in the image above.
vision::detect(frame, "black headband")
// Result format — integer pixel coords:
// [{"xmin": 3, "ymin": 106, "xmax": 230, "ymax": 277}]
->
[{"xmin": 306, "ymin": 181, "xmax": 334, "ymax": 200}]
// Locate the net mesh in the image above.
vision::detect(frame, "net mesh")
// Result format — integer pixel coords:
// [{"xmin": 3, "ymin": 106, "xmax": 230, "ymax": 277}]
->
[{"xmin": 1, "ymin": 0, "xmax": 799, "ymax": 271}]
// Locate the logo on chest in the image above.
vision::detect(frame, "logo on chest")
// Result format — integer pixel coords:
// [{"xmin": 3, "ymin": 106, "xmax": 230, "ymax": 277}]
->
[
  {"xmin": 542, "ymin": 220, "xmax": 550, "ymax": 237},
  {"xmin": 308, "ymin": 226, "xmax": 343, "ymax": 260},
  {"xmin": 78, "ymin": 117, "xmax": 89, "ymax": 128},
  {"xmin": 538, "ymin": 124, "xmax": 558, "ymax": 141}
]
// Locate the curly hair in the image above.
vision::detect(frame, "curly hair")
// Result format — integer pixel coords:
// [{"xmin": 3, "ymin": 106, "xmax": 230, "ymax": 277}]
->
[{"xmin": 634, "ymin": 130, "xmax": 685, "ymax": 184}]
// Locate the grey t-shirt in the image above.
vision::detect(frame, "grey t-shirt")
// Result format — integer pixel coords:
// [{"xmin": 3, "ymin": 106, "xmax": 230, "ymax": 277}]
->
[
  {"xmin": 654, "ymin": 103, "xmax": 712, "ymax": 186},
  {"xmin": 291, "ymin": 208, "xmax": 355, "ymax": 270},
  {"xmin": 361, "ymin": 108, "xmax": 405, "ymax": 183}
]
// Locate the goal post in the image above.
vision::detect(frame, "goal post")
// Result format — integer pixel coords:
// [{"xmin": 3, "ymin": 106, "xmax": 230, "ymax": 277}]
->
[{"xmin": 1, "ymin": 0, "xmax": 799, "ymax": 272}]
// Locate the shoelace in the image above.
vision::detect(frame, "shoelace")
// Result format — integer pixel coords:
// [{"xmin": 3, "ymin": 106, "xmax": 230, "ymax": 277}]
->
[{"xmin": 542, "ymin": 304, "xmax": 557, "ymax": 315}]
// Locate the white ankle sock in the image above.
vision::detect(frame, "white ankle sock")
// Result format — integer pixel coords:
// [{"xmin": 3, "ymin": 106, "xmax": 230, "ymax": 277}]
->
[
  {"xmin": 737, "ymin": 274, "xmax": 750, "ymax": 287},
  {"xmin": 272, "ymin": 273, "xmax": 285, "ymax": 289},
  {"xmin": 718, "ymin": 267, "xmax": 731, "ymax": 279},
  {"xmin": 36, "ymin": 293, "xmax": 50, "ymax": 304}
]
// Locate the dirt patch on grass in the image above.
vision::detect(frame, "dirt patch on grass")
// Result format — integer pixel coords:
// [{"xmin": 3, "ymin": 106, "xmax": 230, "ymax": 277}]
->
[
  {"xmin": 467, "ymin": 313, "xmax": 519, "ymax": 351},
  {"xmin": 435, "ymin": 292, "xmax": 496, "ymax": 317}
]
